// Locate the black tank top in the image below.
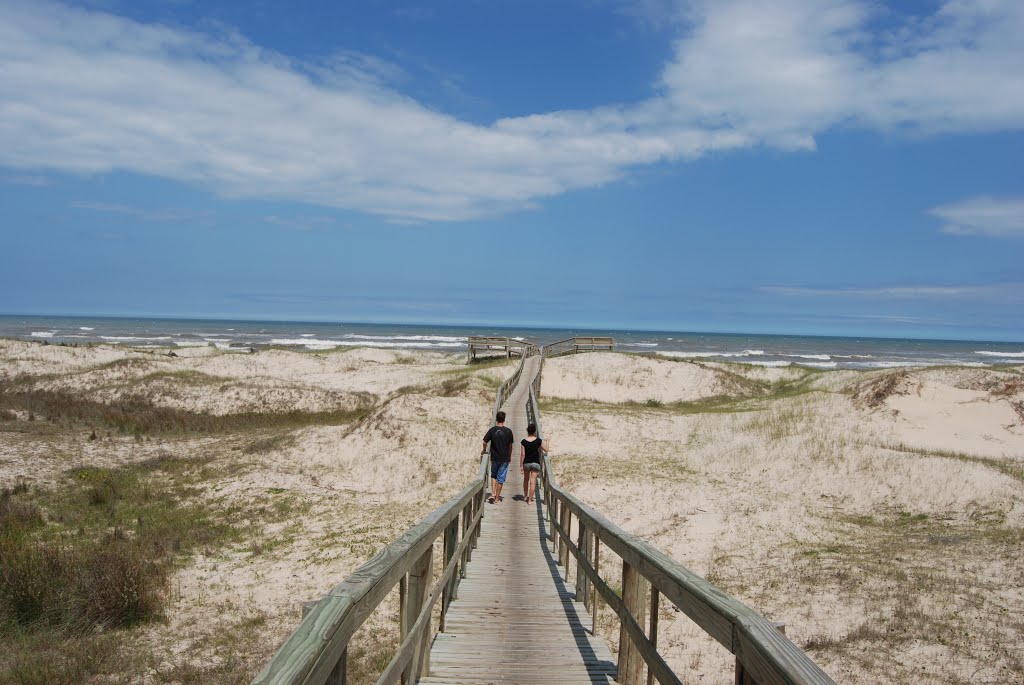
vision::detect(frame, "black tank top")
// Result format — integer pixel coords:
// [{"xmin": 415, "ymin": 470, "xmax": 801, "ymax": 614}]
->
[{"xmin": 521, "ymin": 438, "xmax": 543, "ymax": 464}]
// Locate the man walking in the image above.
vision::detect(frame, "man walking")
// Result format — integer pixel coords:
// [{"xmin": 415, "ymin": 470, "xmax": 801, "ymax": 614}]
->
[{"xmin": 481, "ymin": 410, "xmax": 513, "ymax": 504}]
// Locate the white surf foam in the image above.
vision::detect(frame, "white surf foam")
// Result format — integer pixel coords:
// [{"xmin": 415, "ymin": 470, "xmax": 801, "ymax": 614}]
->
[
  {"xmin": 658, "ymin": 349, "xmax": 765, "ymax": 359},
  {"xmin": 621, "ymin": 343, "xmax": 658, "ymax": 347},
  {"xmin": 747, "ymin": 361, "xmax": 793, "ymax": 367},
  {"xmin": 976, "ymin": 350, "xmax": 1024, "ymax": 358},
  {"xmin": 79, "ymin": 327, "xmax": 95, "ymax": 331},
  {"xmin": 30, "ymin": 331, "xmax": 56, "ymax": 338},
  {"xmin": 269, "ymin": 338, "xmax": 462, "ymax": 350},
  {"xmin": 101, "ymin": 335, "xmax": 172, "ymax": 342},
  {"xmin": 343, "ymin": 334, "xmax": 466, "ymax": 343},
  {"xmin": 782, "ymin": 354, "xmax": 831, "ymax": 361}
]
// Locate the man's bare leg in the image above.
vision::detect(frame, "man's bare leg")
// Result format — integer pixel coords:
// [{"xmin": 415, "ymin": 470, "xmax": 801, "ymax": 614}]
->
[
  {"xmin": 494, "ymin": 481, "xmax": 503, "ymax": 503},
  {"xmin": 489, "ymin": 477, "xmax": 497, "ymax": 503}
]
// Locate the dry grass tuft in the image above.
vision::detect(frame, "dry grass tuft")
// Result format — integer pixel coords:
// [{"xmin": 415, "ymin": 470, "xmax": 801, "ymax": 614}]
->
[{"xmin": 849, "ymin": 371, "xmax": 918, "ymax": 408}]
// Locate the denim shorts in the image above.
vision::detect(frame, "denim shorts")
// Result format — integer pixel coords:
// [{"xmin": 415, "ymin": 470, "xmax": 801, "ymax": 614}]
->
[
  {"xmin": 491, "ymin": 460, "xmax": 510, "ymax": 484},
  {"xmin": 523, "ymin": 462, "xmax": 541, "ymax": 472}
]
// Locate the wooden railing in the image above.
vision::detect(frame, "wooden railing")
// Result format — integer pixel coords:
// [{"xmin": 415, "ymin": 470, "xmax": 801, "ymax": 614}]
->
[
  {"xmin": 466, "ymin": 336, "xmax": 538, "ymax": 362},
  {"xmin": 528, "ymin": 383, "xmax": 837, "ymax": 685},
  {"xmin": 542, "ymin": 336, "xmax": 615, "ymax": 359},
  {"xmin": 251, "ymin": 458, "xmax": 487, "ymax": 685}
]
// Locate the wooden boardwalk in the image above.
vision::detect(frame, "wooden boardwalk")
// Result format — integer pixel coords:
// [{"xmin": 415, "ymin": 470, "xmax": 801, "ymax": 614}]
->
[{"xmin": 420, "ymin": 356, "xmax": 616, "ymax": 685}]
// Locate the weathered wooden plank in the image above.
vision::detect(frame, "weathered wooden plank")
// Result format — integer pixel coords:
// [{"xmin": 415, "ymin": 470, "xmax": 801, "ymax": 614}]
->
[
  {"xmin": 618, "ymin": 560, "xmax": 649, "ymax": 685},
  {"xmin": 647, "ymin": 588, "xmax": 659, "ymax": 685}
]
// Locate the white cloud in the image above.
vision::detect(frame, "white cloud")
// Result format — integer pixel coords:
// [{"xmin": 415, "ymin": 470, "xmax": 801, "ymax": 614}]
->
[
  {"xmin": 71, "ymin": 200, "xmax": 212, "ymax": 223},
  {"xmin": 262, "ymin": 215, "xmax": 336, "ymax": 232},
  {"xmin": 930, "ymin": 196, "xmax": 1024, "ymax": 237},
  {"xmin": 1, "ymin": 0, "xmax": 1023, "ymax": 221},
  {"xmin": 3, "ymin": 174, "xmax": 50, "ymax": 186}
]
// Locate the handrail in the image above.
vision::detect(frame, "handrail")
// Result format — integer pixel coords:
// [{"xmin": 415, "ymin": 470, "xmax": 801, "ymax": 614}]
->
[
  {"xmin": 467, "ymin": 336, "xmax": 538, "ymax": 363},
  {"xmin": 530, "ymin": 381, "xmax": 836, "ymax": 685},
  {"xmin": 252, "ymin": 354, "xmax": 538, "ymax": 685},
  {"xmin": 541, "ymin": 336, "xmax": 614, "ymax": 359}
]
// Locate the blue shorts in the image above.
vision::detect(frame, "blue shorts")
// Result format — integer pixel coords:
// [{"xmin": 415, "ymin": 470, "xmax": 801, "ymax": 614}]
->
[
  {"xmin": 523, "ymin": 462, "xmax": 540, "ymax": 472},
  {"xmin": 491, "ymin": 460, "xmax": 510, "ymax": 484}
]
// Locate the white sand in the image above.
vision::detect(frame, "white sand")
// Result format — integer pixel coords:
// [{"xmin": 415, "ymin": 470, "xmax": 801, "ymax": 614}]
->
[
  {"xmin": 3, "ymin": 341, "xmax": 1022, "ymax": 683},
  {"xmin": 542, "ymin": 352, "xmax": 1024, "ymax": 684}
]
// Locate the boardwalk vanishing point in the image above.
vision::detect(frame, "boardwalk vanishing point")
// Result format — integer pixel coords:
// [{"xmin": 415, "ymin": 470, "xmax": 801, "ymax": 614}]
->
[{"xmin": 422, "ymin": 354, "xmax": 615, "ymax": 685}]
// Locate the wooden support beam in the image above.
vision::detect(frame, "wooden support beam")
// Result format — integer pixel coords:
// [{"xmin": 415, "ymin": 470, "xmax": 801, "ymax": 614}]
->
[
  {"xmin": 647, "ymin": 588, "xmax": 659, "ymax": 685},
  {"xmin": 618, "ymin": 560, "xmax": 650, "ymax": 685},
  {"xmin": 327, "ymin": 650, "xmax": 346, "ymax": 685},
  {"xmin": 565, "ymin": 507, "xmax": 573, "ymax": 565},
  {"xmin": 575, "ymin": 522, "xmax": 588, "ymax": 603},
  {"xmin": 592, "ymin": 537, "xmax": 600, "ymax": 636},
  {"xmin": 402, "ymin": 547, "xmax": 433, "ymax": 684},
  {"xmin": 441, "ymin": 519, "xmax": 459, "ymax": 629},
  {"xmin": 551, "ymin": 499, "xmax": 560, "ymax": 559}
]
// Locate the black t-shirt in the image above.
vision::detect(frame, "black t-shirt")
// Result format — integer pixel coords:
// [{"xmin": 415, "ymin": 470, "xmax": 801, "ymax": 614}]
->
[
  {"xmin": 483, "ymin": 425, "xmax": 514, "ymax": 463},
  {"xmin": 521, "ymin": 437, "xmax": 543, "ymax": 464}
]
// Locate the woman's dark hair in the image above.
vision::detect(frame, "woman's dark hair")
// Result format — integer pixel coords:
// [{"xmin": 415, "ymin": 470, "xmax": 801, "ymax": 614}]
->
[{"xmin": 527, "ymin": 423, "xmax": 537, "ymax": 436}]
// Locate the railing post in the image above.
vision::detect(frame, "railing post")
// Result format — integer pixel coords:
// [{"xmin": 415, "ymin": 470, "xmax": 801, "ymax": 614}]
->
[
  {"xmin": 736, "ymin": 622, "xmax": 786, "ymax": 685},
  {"xmin": 617, "ymin": 560, "xmax": 649, "ymax": 685},
  {"xmin": 647, "ymin": 588, "xmax": 659, "ymax": 685},
  {"xmin": 559, "ymin": 505, "xmax": 571, "ymax": 568},
  {"xmin": 551, "ymin": 498, "xmax": 560, "ymax": 556},
  {"xmin": 441, "ymin": 518, "xmax": 459, "ymax": 629},
  {"xmin": 460, "ymin": 501, "xmax": 471, "ymax": 572},
  {"xmin": 592, "ymin": 536, "xmax": 600, "ymax": 636},
  {"xmin": 581, "ymin": 529, "xmax": 593, "ymax": 611},
  {"xmin": 402, "ymin": 546, "xmax": 433, "ymax": 684},
  {"xmin": 575, "ymin": 522, "xmax": 588, "ymax": 602}
]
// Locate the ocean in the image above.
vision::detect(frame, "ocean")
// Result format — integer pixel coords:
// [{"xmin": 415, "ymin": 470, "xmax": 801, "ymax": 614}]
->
[{"xmin": 1, "ymin": 315, "xmax": 1022, "ymax": 370}]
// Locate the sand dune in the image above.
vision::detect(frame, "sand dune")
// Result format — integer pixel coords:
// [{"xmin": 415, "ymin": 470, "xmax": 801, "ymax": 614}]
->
[
  {"xmin": 544, "ymin": 352, "xmax": 1024, "ymax": 684},
  {"xmin": 2, "ymin": 341, "xmax": 1022, "ymax": 683}
]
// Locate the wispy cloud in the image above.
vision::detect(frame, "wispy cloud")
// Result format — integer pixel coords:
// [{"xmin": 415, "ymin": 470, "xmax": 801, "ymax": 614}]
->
[
  {"xmin": 71, "ymin": 201, "xmax": 212, "ymax": 223},
  {"xmin": 262, "ymin": 215, "xmax": 337, "ymax": 232},
  {"xmin": 929, "ymin": 196, "xmax": 1024, "ymax": 237},
  {"xmin": 3, "ymin": 173, "xmax": 50, "ymax": 186},
  {"xmin": 1, "ymin": 1, "xmax": 1023, "ymax": 221},
  {"xmin": 761, "ymin": 283, "xmax": 1024, "ymax": 303}
]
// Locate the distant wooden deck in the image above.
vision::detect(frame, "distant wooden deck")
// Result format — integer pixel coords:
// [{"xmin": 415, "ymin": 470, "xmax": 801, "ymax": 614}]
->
[
  {"xmin": 467, "ymin": 336, "xmax": 537, "ymax": 362},
  {"xmin": 421, "ymin": 355, "xmax": 615, "ymax": 685}
]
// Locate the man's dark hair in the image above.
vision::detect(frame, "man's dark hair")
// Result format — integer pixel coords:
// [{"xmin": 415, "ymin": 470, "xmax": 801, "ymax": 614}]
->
[
  {"xmin": 496, "ymin": 411, "xmax": 506, "ymax": 423},
  {"xmin": 527, "ymin": 423, "xmax": 537, "ymax": 436}
]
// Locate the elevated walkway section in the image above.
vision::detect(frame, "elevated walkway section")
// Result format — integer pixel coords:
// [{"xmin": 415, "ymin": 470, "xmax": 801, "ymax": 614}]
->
[{"xmin": 422, "ymin": 355, "xmax": 615, "ymax": 684}]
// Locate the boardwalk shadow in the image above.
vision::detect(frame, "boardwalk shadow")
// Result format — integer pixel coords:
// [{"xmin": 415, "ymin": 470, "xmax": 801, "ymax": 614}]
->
[{"xmin": 529, "ymin": 495, "xmax": 617, "ymax": 684}]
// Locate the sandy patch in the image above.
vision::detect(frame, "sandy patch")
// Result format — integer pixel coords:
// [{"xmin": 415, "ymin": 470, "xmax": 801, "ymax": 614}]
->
[
  {"xmin": 541, "ymin": 353, "xmax": 1024, "ymax": 684},
  {"xmin": 542, "ymin": 353, "xmax": 740, "ymax": 404}
]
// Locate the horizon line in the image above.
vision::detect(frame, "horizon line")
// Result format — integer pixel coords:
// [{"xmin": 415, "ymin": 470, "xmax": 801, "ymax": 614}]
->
[{"xmin": 1, "ymin": 311, "xmax": 1021, "ymax": 346}]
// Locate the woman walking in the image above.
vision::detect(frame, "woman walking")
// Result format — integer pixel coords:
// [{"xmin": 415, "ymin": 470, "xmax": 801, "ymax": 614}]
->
[{"xmin": 520, "ymin": 423, "xmax": 544, "ymax": 504}]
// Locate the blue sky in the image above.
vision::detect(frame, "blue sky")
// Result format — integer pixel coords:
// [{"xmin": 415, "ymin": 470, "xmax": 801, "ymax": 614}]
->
[{"xmin": 1, "ymin": 0, "xmax": 1022, "ymax": 341}]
